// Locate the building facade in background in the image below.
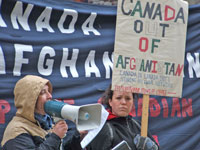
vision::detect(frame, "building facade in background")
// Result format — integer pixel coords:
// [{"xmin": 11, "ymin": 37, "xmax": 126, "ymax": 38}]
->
[{"xmin": 74, "ymin": 0, "xmax": 200, "ymax": 6}]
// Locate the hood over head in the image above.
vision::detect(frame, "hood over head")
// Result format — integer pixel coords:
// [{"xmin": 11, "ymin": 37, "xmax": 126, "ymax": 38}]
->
[{"xmin": 14, "ymin": 75, "xmax": 52, "ymax": 123}]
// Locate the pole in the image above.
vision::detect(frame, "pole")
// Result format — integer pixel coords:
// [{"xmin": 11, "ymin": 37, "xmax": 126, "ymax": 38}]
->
[{"xmin": 141, "ymin": 94, "xmax": 150, "ymax": 137}]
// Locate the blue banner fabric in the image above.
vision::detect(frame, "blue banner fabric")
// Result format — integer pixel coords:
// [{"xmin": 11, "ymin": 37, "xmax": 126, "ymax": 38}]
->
[{"xmin": 0, "ymin": 0, "xmax": 200, "ymax": 149}]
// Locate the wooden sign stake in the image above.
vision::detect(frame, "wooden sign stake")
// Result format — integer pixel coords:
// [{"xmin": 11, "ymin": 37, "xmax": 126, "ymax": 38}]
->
[{"xmin": 141, "ymin": 94, "xmax": 150, "ymax": 137}]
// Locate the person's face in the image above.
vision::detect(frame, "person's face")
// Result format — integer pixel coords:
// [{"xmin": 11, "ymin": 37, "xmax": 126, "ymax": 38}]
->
[
  {"xmin": 109, "ymin": 91, "xmax": 133, "ymax": 117},
  {"xmin": 35, "ymin": 85, "xmax": 52, "ymax": 115}
]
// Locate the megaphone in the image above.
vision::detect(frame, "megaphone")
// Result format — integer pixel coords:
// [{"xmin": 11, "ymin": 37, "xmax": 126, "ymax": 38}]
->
[{"xmin": 44, "ymin": 100, "xmax": 102, "ymax": 131}]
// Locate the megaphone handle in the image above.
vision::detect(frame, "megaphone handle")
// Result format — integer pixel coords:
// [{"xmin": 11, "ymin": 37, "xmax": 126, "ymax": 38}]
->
[
  {"xmin": 53, "ymin": 117, "xmax": 67, "ymax": 139},
  {"xmin": 53, "ymin": 116, "xmax": 63, "ymax": 123}
]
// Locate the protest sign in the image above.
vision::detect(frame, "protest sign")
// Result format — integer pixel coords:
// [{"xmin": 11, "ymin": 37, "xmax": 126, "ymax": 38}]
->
[
  {"xmin": 112, "ymin": 0, "xmax": 188, "ymax": 98},
  {"xmin": 112, "ymin": 0, "xmax": 188, "ymax": 136}
]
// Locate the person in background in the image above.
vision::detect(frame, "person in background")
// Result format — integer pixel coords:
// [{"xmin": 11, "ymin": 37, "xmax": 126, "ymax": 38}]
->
[
  {"xmin": 87, "ymin": 84, "xmax": 159, "ymax": 150},
  {"xmin": 1, "ymin": 75, "xmax": 77, "ymax": 150}
]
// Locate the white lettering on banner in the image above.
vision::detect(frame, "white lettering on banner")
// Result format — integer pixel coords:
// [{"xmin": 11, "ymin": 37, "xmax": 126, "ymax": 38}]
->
[
  {"xmin": 187, "ymin": 53, "xmax": 200, "ymax": 78},
  {"xmin": 6, "ymin": 1, "xmax": 100, "ymax": 35},
  {"xmin": 11, "ymin": 1, "xmax": 33, "ymax": 31},
  {"xmin": 0, "ymin": 0, "xmax": 7, "ymax": 27},
  {"xmin": 103, "ymin": 52, "xmax": 113, "ymax": 79},
  {"xmin": 82, "ymin": 12, "xmax": 100, "ymax": 36},
  {"xmin": 0, "ymin": 44, "xmax": 198, "ymax": 79},
  {"xmin": 60, "ymin": 48, "xmax": 79, "ymax": 78},
  {"xmin": 0, "ymin": 44, "xmax": 113, "ymax": 78},
  {"xmin": 0, "ymin": 46, "xmax": 5, "ymax": 74},
  {"xmin": 85, "ymin": 50, "xmax": 100, "ymax": 77},
  {"xmin": 13, "ymin": 44, "xmax": 33, "ymax": 76},
  {"xmin": 38, "ymin": 46, "xmax": 55, "ymax": 76},
  {"xmin": 36, "ymin": 7, "xmax": 54, "ymax": 33},
  {"xmin": 58, "ymin": 9, "xmax": 78, "ymax": 34}
]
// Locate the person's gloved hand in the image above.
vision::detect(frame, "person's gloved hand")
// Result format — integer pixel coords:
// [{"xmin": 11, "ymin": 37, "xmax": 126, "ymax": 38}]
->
[{"xmin": 134, "ymin": 134, "xmax": 158, "ymax": 150}]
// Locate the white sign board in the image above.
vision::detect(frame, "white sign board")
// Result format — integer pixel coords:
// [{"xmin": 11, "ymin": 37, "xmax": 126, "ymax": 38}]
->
[{"xmin": 112, "ymin": 0, "xmax": 188, "ymax": 97}]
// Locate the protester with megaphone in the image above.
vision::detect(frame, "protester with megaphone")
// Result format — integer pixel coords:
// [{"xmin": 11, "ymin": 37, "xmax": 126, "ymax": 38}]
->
[
  {"xmin": 43, "ymin": 99, "xmax": 103, "ymax": 150},
  {"xmin": 1, "ymin": 75, "xmax": 82, "ymax": 150},
  {"xmin": 87, "ymin": 84, "xmax": 159, "ymax": 150}
]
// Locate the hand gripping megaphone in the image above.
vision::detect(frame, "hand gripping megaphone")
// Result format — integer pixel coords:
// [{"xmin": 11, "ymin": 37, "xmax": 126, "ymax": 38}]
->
[{"xmin": 44, "ymin": 100, "xmax": 102, "ymax": 131}]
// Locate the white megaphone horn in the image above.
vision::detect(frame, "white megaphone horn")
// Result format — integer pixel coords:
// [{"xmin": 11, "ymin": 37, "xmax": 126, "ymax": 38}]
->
[{"xmin": 44, "ymin": 100, "xmax": 102, "ymax": 131}]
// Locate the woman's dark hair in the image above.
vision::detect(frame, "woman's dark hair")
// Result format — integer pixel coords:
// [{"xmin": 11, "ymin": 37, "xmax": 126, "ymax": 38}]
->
[{"xmin": 101, "ymin": 84, "xmax": 137, "ymax": 110}]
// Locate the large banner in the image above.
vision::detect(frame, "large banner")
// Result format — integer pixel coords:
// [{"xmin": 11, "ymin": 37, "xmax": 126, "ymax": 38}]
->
[
  {"xmin": 0, "ymin": 0, "xmax": 200, "ymax": 150},
  {"xmin": 112, "ymin": 0, "xmax": 188, "ymax": 97}
]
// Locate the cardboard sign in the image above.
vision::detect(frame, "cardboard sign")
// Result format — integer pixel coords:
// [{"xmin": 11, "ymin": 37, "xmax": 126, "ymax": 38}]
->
[{"xmin": 112, "ymin": 0, "xmax": 188, "ymax": 97}]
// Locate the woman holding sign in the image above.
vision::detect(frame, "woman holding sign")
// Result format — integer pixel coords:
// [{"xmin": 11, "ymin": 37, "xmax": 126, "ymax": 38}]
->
[{"xmin": 87, "ymin": 84, "xmax": 159, "ymax": 150}]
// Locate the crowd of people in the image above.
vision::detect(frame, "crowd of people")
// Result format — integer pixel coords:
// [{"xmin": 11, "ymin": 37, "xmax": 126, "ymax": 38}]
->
[{"xmin": 1, "ymin": 75, "xmax": 159, "ymax": 150}]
